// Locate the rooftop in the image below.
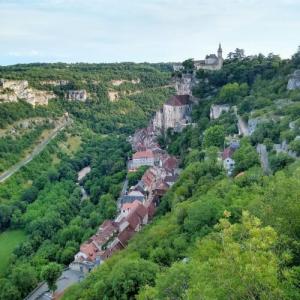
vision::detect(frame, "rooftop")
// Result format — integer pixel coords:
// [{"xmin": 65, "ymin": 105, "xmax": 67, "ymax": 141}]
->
[
  {"xmin": 165, "ymin": 95, "xmax": 191, "ymax": 107},
  {"xmin": 133, "ymin": 150, "xmax": 154, "ymax": 159}
]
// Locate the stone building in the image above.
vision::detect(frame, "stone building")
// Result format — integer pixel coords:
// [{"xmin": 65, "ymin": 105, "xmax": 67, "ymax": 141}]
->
[
  {"xmin": 287, "ymin": 70, "xmax": 300, "ymax": 90},
  {"xmin": 194, "ymin": 44, "xmax": 223, "ymax": 71},
  {"xmin": 67, "ymin": 90, "xmax": 87, "ymax": 101},
  {"xmin": 172, "ymin": 44, "xmax": 223, "ymax": 72},
  {"xmin": 131, "ymin": 150, "xmax": 155, "ymax": 169},
  {"xmin": 153, "ymin": 95, "xmax": 192, "ymax": 133}
]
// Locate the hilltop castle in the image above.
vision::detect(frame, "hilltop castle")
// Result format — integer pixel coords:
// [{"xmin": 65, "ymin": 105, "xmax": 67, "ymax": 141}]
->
[{"xmin": 173, "ymin": 43, "xmax": 223, "ymax": 71}]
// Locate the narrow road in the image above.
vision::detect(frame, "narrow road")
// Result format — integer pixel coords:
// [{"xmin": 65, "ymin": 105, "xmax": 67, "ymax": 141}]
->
[
  {"xmin": 256, "ymin": 143, "xmax": 271, "ymax": 175},
  {"xmin": 0, "ymin": 117, "xmax": 71, "ymax": 183},
  {"xmin": 117, "ymin": 178, "xmax": 128, "ymax": 209}
]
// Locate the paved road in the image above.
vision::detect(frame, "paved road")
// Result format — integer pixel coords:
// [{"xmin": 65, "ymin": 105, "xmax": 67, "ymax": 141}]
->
[
  {"xmin": 0, "ymin": 118, "xmax": 70, "ymax": 183},
  {"xmin": 257, "ymin": 143, "xmax": 271, "ymax": 174}
]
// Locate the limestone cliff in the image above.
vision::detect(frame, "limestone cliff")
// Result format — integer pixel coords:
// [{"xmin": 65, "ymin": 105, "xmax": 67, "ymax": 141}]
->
[
  {"xmin": 0, "ymin": 79, "xmax": 55, "ymax": 106},
  {"xmin": 287, "ymin": 70, "xmax": 300, "ymax": 90},
  {"xmin": 172, "ymin": 74, "xmax": 199, "ymax": 95}
]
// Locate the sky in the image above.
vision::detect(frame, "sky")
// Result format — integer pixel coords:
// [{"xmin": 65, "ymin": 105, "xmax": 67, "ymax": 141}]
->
[{"xmin": 0, "ymin": 0, "xmax": 300, "ymax": 65}]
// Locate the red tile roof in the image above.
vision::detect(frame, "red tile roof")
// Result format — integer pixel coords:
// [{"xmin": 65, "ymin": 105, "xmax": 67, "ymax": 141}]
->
[
  {"xmin": 122, "ymin": 200, "xmax": 141, "ymax": 211},
  {"xmin": 80, "ymin": 242, "xmax": 98, "ymax": 261},
  {"xmin": 163, "ymin": 156, "xmax": 178, "ymax": 171},
  {"xmin": 117, "ymin": 227, "xmax": 135, "ymax": 247},
  {"xmin": 165, "ymin": 95, "xmax": 191, "ymax": 107},
  {"xmin": 126, "ymin": 203, "xmax": 148, "ymax": 230},
  {"xmin": 133, "ymin": 150, "xmax": 154, "ymax": 159},
  {"xmin": 222, "ymin": 147, "xmax": 235, "ymax": 160}
]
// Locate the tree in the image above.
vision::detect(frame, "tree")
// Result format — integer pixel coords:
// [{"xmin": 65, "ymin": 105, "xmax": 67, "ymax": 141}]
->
[
  {"xmin": 232, "ymin": 139, "xmax": 259, "ymax": 174},
  {"xmin": 10, "ymin": 264, "xmax": 38, "ymax": 298},
  {"xmin": 203, "ymin": 125, "xmax": 225, "ymax": 148},
  {"xmin": 289, "ymin": 139, "xmax": 300, "ymax": 155},
  {"xmin": 182, "ymin": 59, "xmax": 195, "ymax": 73},
  {"xmin": 187, "ymin": 211, "xmax": 285, "ymax": 299},
  {"xmin": 269, "ymin": 152, "xmax": 295, "ymax": 173},
  {"xmin": 41, "ymin": 262, "xmax": 62, "ymax": 293},
  {"xmin": 227, "ymin": 48, "xmax": 245, "ymax": 60},
  {"xmin": 0, "ymin": 279, "xmax": 20, "ymax": 300},
  {"xmin": 218, "ymin": 82, "xmax": 248, "ymax": 104}
]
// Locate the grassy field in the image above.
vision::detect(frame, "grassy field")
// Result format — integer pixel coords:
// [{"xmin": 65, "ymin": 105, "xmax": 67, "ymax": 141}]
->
[{"xmin": 0, "ymin": 230, "xmax": 27, "ymax": 274}]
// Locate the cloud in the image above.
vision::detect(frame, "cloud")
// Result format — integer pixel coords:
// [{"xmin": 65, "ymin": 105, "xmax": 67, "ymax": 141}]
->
[
  {"xmin": 0, "ymin": 0, "xmax": 299, "ymax": 65},
  {"xmin": 8, "ymin": 50, "xmax": 40, "ymax": 57}
]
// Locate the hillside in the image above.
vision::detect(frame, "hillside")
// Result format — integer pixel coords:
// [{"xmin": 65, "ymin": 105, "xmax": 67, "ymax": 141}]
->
[
  {"xmin": 0, "ymin": 63, "xmax": 173, "ymax": 300},
  {"xmin": 1, "ymin": 51, "xmax": 300, "ymax": 300},
  {"xmin": 59, "ymin": 50, "xmax": 300, "ymax": 300}
]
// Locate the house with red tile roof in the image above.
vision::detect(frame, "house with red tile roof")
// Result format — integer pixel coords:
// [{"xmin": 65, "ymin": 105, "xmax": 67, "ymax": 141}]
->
[{"xmin": 131, "ymin": 150, "xmax": 155, "ymax": 169}]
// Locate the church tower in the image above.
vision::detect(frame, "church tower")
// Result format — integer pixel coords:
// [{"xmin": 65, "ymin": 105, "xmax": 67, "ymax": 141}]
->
[
  {"xmin": 218, "ymin": 43, "xmax": 223, "ymax": 60},
  {"xmin": 217, "ymin": 43, "xmax": 223, "ymax": 69}
]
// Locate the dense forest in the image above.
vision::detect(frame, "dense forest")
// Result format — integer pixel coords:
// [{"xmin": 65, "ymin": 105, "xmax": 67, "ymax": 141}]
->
[{"xmin": 59, "ymin": 50, "xmax": 300, "ymax": 299}]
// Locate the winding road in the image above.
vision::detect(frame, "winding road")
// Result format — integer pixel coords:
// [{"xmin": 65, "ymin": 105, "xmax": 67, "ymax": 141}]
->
[{"xmin": 0, "ymin": 117, "xmax": 71, "ymax": 183}]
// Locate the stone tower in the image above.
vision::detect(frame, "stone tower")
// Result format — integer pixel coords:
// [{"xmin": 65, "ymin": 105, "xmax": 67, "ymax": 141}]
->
[{"xmin": 217, "ymin": 43, "xmax": 223, "ymax": 68}]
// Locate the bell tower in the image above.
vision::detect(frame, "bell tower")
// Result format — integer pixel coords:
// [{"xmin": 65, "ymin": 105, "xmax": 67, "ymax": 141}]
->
[
  {"xmin": 217, "ymin": 43, "xmax": 223, "ymax": 69},
  {"xmin": 218, "ymin": 43, "xmax": 223, "ymax": 60}
]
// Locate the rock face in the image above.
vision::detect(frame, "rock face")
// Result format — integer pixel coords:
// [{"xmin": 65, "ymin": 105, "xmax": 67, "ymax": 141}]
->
[
  {"xmin": 0, "ymin": 79, "xmax": 55, "ymax": 106},
  {"xmin": 287, "ymin": 70, "xmax": 300, "ymax": 90},
  {"xmin": 40, "ymin": 80, "xmax": 69, "ymax": 86},
  {"xmin": 210, "ymin": 104, "xmax": 230, "ymax": 119},
  {"xmin": 67, "ymin": 90, "xmax": 87, "ymax": 101},
  {"xmin": 111, "ymin": 79, "xmax": 140, "ymax": 86},
  {"xmin": 173, "ymin": 74, "xmax": 198, "ymax": 95}
]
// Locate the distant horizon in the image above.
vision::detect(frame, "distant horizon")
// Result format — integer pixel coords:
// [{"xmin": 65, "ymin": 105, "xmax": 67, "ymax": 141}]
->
[{"xmin": 1, "ymin": 0, "xmax": 299, "ymax": 66}]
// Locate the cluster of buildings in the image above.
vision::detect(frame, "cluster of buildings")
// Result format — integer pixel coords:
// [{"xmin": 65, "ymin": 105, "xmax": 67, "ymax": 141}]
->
[
  {"xmin": 71, "ymin": 98, "xmax": 181, "ymax": 274},
  {"xmin": 173, "ymin": 44, "xmax": 223, "ymax": 72}
]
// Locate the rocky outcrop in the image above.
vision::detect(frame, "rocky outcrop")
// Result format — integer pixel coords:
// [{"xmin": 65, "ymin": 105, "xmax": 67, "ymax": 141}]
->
[
  {"xmin": 40, "ymin": 80, "xmax": 69, "ymax": 86},
  {"xmin": 108, "ymin": 90, "xmax": 119, "ymax": 102},
  {"xmin": 111, "ymin": 79, "xmax": 140, "ymax": 86},
  {"xmin": 0, "ymin": 79, "xmax": 55, "ymax": 106},
  {"xmin": 210, "ymin": 104, "xmax": 230, "ymax": 119},
  {"xmin": 287, "ymin": 70, "xmax": 300, "ymax": 90},
  {"xmin": 172, "ymin": 74, "xmax": 199, "ymax": 96}
]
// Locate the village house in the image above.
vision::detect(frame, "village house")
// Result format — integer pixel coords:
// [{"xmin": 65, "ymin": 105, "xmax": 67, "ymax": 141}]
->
[
  {"xmin": 222, "ymin": 146, "xmax": 238, "ymax": 176},
  {"xmin": 121, "ymin": 190, "xmax": 145, "ymax": 205},
  {"xmin": 130, "ymin": 150, "xmax": 155, "ymax": 169}
]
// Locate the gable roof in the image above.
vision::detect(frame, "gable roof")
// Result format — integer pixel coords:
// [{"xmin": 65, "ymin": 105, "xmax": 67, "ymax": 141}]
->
[
  {"xmin": 165, "ymin": 95, "xmax": 191, "ymax": 107},
  {"xmin": 133, "ymin": 150, "xmax": 154, "ymax": 159},
  {"xmin": 122, "ymin": 200, "xmax": 141, "ymax": 211},
  {"xmin": 222, "ymin": 147, "xmax": 235, "ymax": 160}
]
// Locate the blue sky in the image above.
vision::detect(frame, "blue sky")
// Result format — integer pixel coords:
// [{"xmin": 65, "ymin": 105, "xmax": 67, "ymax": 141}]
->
[{"xmin": 0, "ymin": 0, "xmax": 299, "ymax": 65}]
